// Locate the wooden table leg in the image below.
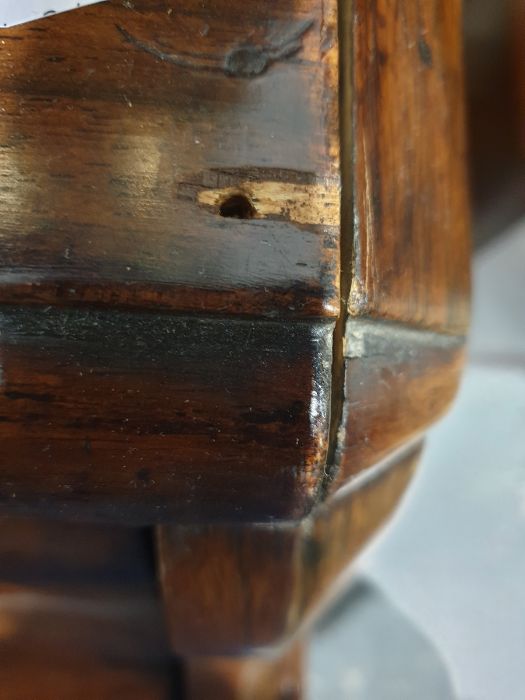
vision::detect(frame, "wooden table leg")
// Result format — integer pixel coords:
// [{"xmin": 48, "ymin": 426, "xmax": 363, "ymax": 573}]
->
[{"xmin": 157, "ymin": 449, "xmax": 420, "ymax": 697}]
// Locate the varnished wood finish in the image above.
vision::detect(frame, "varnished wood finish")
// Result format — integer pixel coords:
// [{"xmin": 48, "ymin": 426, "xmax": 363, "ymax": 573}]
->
[
  {"xmin": 0, "ymin": 0, "xmax": 339, "ymax": 319},
  {"xmin": 329, "ymin": 0, "xmax": 470, "ymax": 484},
  {"xmin": 0, "ymin": 0, "xmax": 468, "ymax": 517},
  {"xmin": 0, "ymin": 518, "xmax": 173, "ymax": 699},
  {"xmin": 334, "ymin": 320, "xmax": 464, "ymax": 481},
  {"xmin": 0, "ymin": 517, "xmax": 153, "ymax": 587},
  {"xmin": 0, "ymin": 587, "xmax": 173, "ymax": 699},
  {"xmin": 158, "ymin": 446, "xmax": 419, "ymax": 655},
  {"xmin": 0, "ymin": 0, "xmax": 340, "ymax": 525},
  {"xmin": 0, "ymin": 309, "xmax": 332, "ymax": 523},
  {"xmin": 0, "ymin": 1, "xmax": 472, "ymax": 696},
  {"xmin": 156, "ymin": 2, "xmax": 469, "ymax": 692},
  {"xmin": 347, "ymin": 0, "xmax": 469, "ymax": 332}
]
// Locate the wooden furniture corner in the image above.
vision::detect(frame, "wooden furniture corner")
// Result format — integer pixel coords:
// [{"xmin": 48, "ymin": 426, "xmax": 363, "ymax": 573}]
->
[{"xmin": 0, "ymin": 1, "xmax": 470, "ymax": 697}]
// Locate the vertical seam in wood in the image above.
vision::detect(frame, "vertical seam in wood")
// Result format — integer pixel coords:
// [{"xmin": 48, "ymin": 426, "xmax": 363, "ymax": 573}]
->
[{"xmin": 320, "ymin": 0, "xmax": 354, "ymax": 499}]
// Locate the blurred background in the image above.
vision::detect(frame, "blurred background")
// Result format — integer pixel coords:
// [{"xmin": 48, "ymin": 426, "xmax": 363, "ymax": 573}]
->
[{"xmin": 309, "ymin": 2, "xmax": 525, "ymax": 697}]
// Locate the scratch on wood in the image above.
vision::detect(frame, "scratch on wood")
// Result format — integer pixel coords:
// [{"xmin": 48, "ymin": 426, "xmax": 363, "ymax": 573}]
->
[
  {"xmin": 116, "ymin": 25, "xmax": 222, "ymax": 73},
  {"xmin": 116, "ymin": 18, "xmax": 314, "ymax": 77},
  {"xmin": 197, "ymin": 180, "xmax": 340, "ymax": 227}
]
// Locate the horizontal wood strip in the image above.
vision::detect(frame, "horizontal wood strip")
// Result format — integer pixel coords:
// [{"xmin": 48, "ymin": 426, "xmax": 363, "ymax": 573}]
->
[{"xmin": 0, "ymin": 307, "xmax": 332, "ymax": 523}]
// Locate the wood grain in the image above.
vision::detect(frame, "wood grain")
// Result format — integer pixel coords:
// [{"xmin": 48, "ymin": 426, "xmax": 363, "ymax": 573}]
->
[
  {"xmin": 0, "ymin": 517, "xmax": 154, "ymax": 587},
  {"xmin": 0, "ymin": 309, "xmax": 332, "ymax": 523},
  {"xmin": 0, "ymin": 0, "xmax": 340, "ymax": 320},
  {"xmin": 0, "ymin": 0, "xmax": 471, "ymax": 520},
  {"xmin": 0, "ymin": 1, "xmax": 473, "ymax": 694},
  {"xmin": 333, "ymin": 319, "xmax": 465, "ymax": 482},
  {"xmin": 0, "ymin": 583, "xmax": 173, "ymax": 699},
  {"xmin": 346, "ymin": 0, "xmax": 470, "ymax": 333},
  {"xmin": 329, "ymin": 0, "xmax": 470, "ymax": 486},
  {"xmin": 0, "ymin": 518, "xmax": 173, "ymax": 699},
  {"xmin": 158, "ymin": 445, "xmax": 419, "ymax": 655},
  {"xmin": 155, "ymin": 1, "xmax": 470, "ymax": 690}
]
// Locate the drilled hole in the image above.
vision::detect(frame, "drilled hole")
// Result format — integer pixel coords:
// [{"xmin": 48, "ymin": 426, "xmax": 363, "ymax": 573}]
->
[{"xmin": 219, "ymin": 193, "xmax": 256, "ymax": 219}]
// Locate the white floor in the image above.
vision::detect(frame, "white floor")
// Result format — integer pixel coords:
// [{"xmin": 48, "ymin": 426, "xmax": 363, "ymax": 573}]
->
[{"xmin": 311, "ymin": 219, "xmax": 525, "ymax": 700}]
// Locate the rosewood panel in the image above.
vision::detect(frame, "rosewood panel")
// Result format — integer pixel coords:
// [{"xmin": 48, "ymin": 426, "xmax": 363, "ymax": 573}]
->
[
  {"xmin": 330, "ymin": 0, "xmax": 470, "ymax": 486},
  {"xmin": 346, "ymin": 0, "xmax": 470, "ymax": 333},
  {"xmin": 0, "ymin": 1, "xmax": 473, "ymax": 696},
  {"xmin": 0, "ymin": 308, "xmax": 332, "ymax": 523},
  {"xmin": 0, "ymin": 517, "xmax": 172, "ymax": 699},
  {"xmin": 0, "ymin": 518, "xmax": 153, "ymax": 587},
  {"xmin": 333, "ymin": 319, "xmax": 465, "ymax": 482},
  {"xmin": 0, "ymin": 0, "xmax": 339, "ymax": 320}
]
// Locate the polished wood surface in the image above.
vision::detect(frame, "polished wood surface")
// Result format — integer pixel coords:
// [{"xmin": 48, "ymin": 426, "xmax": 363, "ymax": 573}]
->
[
  {"xmin": 0, "ymin": 0, "xmax": 472, "ymax": 697},
  {"xmin": 0, "ymin": 310, "xmax": 332, "ymax": 523},
  {"xmin": 0, "ymin": 517, "xmax": 153, "ymax": 587},
  {"xmin": 158, "ymin": 446, "xmax": 419, "ymax": 655},
  {"xmin": 0, "ymin": 0, "xmax": 468, "ymax": 518},
  {"xmin": 155, "ymin": 3, "xmax": 469, "ymax": 694},
  {"xmin": 347, "ymin": 0, "xmax": 469, "ymax": 333},
  {"xmin": 334, "ymin": 320, "xmax": 465, "ymax": 481},
  {"xmin": 0, "ymin": 0, "xmax": 340, "ymax": 525},
  {"xmin": 330, "ymin": 0, "xmax": 469, "ymax": 487},
  {"xmin": 0, "ymin": 0, "xmax": 339, "ymax": 319},
  {"xmin": 0, "ymin": 518, "xmax": 173, "ymax": 699}
]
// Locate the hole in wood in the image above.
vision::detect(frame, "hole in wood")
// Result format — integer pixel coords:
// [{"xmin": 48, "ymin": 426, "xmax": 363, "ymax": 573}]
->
[{"xmin": 219, "ymin": 193, "xmax": 256, "ymax": 219}]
